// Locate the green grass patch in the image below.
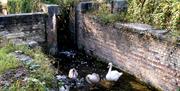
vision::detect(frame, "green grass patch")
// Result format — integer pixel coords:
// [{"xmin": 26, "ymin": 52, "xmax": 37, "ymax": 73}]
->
[
  {"xmin": 0, "ymin": 45, "xmax": 21, "ymax": 74},
  {"xmin": 0, "ymin": 44, "xmax": 55, "ymax": 90}
]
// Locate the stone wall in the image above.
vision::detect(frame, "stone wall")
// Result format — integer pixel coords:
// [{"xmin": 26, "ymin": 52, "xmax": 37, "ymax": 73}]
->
[
  {"xmin": 42, "ymin": 4, "xmax": 60, "ymax": 55},
  {"xmin": 76, "ymin": 2, "xmax": 180, "ymax": 91},
  {"xmin": 0, "ymin": 12, "xmax": 46, "ymax": 46},
  {"xmin": 0, "ymin": 4, "xmax": 60, "ymax": 53}
]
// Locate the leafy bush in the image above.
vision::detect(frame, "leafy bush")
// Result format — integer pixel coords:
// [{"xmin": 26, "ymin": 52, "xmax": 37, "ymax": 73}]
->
[
  {"xmin": 95, "ymin": 3, "xmax": 127, "ymax": 24},
  {"xmin": 94, "ymin": 0, "xmax": 179, "ymax": 35},
  {"xmin": 127, "ymin": 0, "xmax": 180, "ymax": 33},
  {"xmin": 7, "ymin": 0, "xmax": 42, "ymax": 14}
]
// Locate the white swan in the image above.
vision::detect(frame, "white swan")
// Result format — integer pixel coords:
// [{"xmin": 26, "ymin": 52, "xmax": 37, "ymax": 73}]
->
[
  {"xmin": 59, "ymin": 85, "xmax": 70, "ymax": 91},
  {"xmin": 86, "ymin": 73, "xmax": 100, "ymax": 84},
  {"xmin": 68, "ymin": 68, "xmax": 78, "ymax": 79},
  {"xmin": 106, "ymin": 63, "xmax": 123, "ymax": 81}
]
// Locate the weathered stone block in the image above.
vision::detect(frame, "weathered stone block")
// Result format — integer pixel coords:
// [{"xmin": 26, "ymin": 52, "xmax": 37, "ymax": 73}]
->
[
  {"xmin": 76, "ymin": 1, "xmax": 98, "ymax": 12},
  {"xmin": 42, "ymin": 4, "xmax": 60, "ymax": 16},
  {"xmin": 111, "ymin": 0, "xmax": 128, "ymax": 13},
  {"xmin": 4, "ymin": 32, "xmax": 25, "ymax": 39},
  {"xmin": 41, "ymin": 4, "xmax": 61, "ymax": 55},
  {"xmin": 0, "ymin": 31, "xmax": 9, "ymax": 37}
]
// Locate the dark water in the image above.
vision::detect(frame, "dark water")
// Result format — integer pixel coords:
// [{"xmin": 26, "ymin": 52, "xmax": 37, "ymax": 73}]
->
[{"xmin": 54, "ymin": 50, "xmax": 159, "ymax": 91}]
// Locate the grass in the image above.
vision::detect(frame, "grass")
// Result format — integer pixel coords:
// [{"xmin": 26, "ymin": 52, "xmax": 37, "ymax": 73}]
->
[
  {"xmin": 0, "ymin": 44, "xmax": 56, "ymax": 91},
  {"xmin": 0, "ymin": 45, "xmax": 21, "ymax": 74}
]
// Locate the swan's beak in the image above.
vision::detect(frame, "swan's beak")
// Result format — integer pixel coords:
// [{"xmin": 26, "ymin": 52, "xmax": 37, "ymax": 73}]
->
[{"xmin": 107, "ymin": 65, "xmax": 110, "ymax": 68}]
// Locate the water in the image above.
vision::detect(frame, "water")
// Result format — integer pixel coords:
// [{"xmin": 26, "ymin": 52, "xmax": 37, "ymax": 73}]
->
[{"xmin": 53, "ymin": 50, "xmax": 159, "ymax": 91}]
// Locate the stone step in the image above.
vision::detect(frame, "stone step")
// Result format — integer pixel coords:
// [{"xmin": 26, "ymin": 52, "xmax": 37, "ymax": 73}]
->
[
  {"xmin": 9, "ymin": 39, "xmax": 39, "ymax": 48},
  {"xmin": 3, "ymin": 32, "xmax": 25, "ymax": 39},
  {"xmin": 0, "ymin": 31, "xmax": 9, "ymax": 37}
]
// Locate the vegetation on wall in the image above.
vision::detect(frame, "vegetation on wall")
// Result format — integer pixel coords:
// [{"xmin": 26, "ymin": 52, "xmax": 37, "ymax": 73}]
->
[
  {"xmin": 94, "ymin": 3, "xmax": 127, "ymax": 24},
  {"xmin": 95, "ymin": 0, "xmax": 179, "ymax": 36},
  {"xmin": 127, "ymin": 0, "xmax": 180, "ymax": 34}
]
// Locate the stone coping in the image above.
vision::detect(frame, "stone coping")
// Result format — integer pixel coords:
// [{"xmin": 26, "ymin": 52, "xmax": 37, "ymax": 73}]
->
[
  {"xmin": 0, "ymin": 12, "xmax": 46, "ymax": 17},
  {"xmin": 78, "ymin": 1, "xmax": 179, "ymax": 46},
  {"xmin": 114, "ymin": 23, "xmax": 176, "ymax": 43}
]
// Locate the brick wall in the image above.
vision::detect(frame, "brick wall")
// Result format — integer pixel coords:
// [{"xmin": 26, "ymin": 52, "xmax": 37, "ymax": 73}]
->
[
  {"xmin": 0, "ymin": 12, "xmax": 47, "ymax": 46},
  {"xmin": 77, "ymin": 14, "xmax": 180, "ymax": 91}
]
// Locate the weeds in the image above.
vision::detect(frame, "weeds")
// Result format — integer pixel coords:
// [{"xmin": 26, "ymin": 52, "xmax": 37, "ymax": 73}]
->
[
  {"xmin": 0, "ymin": 44, "xmax": 55, "ymax": 90},
  {"xmin": 94, "ymin": 3, "xmax": 126, "ymax": 25},
  {"xmin": 93, "ymin": 0, "xmax": 179, "ymax": 36},
  {"xmin": 0, "ymin": 45, "xmax": 21, "ymax": 74}
]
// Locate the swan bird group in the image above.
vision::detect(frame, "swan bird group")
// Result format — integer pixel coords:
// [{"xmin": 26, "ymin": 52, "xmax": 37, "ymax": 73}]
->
[{"xmin": 59, "ymin": 62, "xmax": 123, "ymax": 90}]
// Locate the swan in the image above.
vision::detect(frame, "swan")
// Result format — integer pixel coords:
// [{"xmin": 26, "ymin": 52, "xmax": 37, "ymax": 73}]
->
[
  {"xmin": 68, "ymin": 68, "xmax": 78, "ymax": 79},
  {"xmin": 106, "ymin": 63, "xmax": 123, "ymax": 81},
  {"xmin": 86, "ymin": 73, "xmax": 100, "ymax": 84},
  {"xmin": 59, "ymin": 85, "xmax": 70, "ymax": 91}
]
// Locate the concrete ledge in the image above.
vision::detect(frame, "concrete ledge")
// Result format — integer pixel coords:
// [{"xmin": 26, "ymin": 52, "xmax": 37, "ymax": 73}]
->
[
  {"xmin": 76, "ymin": 1, "xmax": 98, "ymax": 12},
  {"xmin": 0, "ymin": 12, "xmax": 46, "ymax": 17},
  {"xmin": 42, "ymin": 4, "xmax": 60, "ymax": 16},
  {"xmin": 114, "ymin": 23, "xmax": 173, "ymax": 43}
]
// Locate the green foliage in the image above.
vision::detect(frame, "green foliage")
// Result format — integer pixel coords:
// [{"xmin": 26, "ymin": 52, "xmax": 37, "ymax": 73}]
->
[
  {"xmin": 95, "ymin": 3, "xmax": 127, "ymax": 24},
  {"xmin": 127, "ymin": 0, "xmax": 180, "ymax": 33},
  {"xmin": 96, "ymin": 3, "xmax": 113, "ymax": 24},
  {"xmin": 0, "ymin": 45, "xmax": 20, "ymax": 74},
  {"xmin": 95, "ymin": 0, "xmax": 179, "ymax": 35},
  {"xmin": 0, "ymin": 44, "xmax": 55, "ymax": 90},
  {"xmin": 42, "ymin": 0, "xmax": 79, "ymax": 7},
  {"xmin": 3, "ymin": 79, "xmax": 47, "ymax": 91},
  {"xmin": 10, "ymin": 45, "xmax": 55, "ymax": 88},
  {"xmin": 7, "ymin": 0, "xmax": 41, "ymax": 13},
  {"xmin": 28, "ymin": 48, "xmax": 55, "ymax": 87},
  {"xmin": 177, "ymin": 87, "xmax": 180, "ymax": 91}
]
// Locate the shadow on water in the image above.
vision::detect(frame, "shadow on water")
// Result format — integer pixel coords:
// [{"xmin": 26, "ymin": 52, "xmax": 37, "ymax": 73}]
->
[{"xmin": 53, "ymin": 50, "xmax": 159, "ymax": 91}]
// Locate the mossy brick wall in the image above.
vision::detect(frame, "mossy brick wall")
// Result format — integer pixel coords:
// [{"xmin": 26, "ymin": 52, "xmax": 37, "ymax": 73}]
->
[
  {"xmin": 76, "ymin": 2, "xmax": 180, "ymax": 91},
  {"xmin": 78, "ymin": 14, "xmax": 180, "ymax": 91}
]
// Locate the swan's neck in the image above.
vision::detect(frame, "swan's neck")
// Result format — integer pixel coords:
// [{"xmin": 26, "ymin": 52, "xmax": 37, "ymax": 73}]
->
[
  {"xmin": 65, "ymin": 85, "xmax": 69, "ymax": 91},
  {"xmin": 108, "ymin": 64, "xmax": 112, "ymax": 74},
  {"xmin": 86, "ymin": 75, "xmax": 92, "ymax": 84}
]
